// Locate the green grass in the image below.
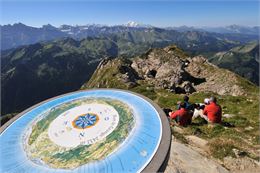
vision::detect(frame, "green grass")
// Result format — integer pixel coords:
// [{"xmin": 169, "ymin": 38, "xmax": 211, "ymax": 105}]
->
[
  {"xmin": 82, "ymin": 58, "xmax": 129, "ymax": 89},
  {"xmin": 209, "ymin": 138, "xmax": 237, "ymax": 159},
  {"xmin": 156, "ymin": 91, "xmax": 182, "ymax": 108},
  {"xmin": 128, "ymin": 88, "xmax": 259, "ymax": 160},
  {"xmin": 130, "ymin": 84, "xmax": 157, "ymax": 100}
]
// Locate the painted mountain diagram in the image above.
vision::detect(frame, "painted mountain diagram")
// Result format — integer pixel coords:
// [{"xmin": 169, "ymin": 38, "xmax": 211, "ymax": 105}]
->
[{"xmin": 0, "ymin": 89, "xmax": 165, "ymax": 173}]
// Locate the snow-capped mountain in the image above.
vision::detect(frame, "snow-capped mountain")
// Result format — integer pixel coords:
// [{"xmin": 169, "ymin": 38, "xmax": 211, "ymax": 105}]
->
[
  {"xmin": 57, "ymin": 22, "xmax": 155, "ymax": 38},
  {"xmin": 123, "ymin": 21, "xmax": 153, "ymax": 28},
  {"xmin": 1, "ymin": 23, "xmax": 259, "ymax": 50},
  {"xmin": 126, "ymin": 21, "xmax": 139, "ymax": 27}
]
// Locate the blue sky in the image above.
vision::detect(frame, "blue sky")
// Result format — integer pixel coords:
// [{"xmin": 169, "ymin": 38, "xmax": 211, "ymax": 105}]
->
[{"xmin": 0, "ymin": 0, "xmax": 259, "ymax": 27}]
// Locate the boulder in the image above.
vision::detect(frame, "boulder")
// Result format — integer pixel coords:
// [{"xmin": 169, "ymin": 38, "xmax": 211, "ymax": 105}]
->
[{"xmin": 180, "ymin": 81, "xmax": 196, "ymax": 93}]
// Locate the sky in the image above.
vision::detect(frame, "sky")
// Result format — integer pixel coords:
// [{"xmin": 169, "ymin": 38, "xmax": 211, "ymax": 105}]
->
[{"xmin": 0, "ymin": 0, "xmax": 259, "ymax": 27}]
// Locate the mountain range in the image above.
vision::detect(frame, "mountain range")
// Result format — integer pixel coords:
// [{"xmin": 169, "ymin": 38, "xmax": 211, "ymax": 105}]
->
[
  {"xmin": 1, "ymin": 23, "xmax": 259, "ymax": 50},
  {"xmin": 170, "ymin": 24, "xmax": 260, "ymax": 35}
]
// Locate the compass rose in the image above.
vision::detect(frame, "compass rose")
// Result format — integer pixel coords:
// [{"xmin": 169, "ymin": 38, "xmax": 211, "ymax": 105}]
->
[{"xmin": 72, "ymin": 113, "xmax": 99, "ymax": 129}]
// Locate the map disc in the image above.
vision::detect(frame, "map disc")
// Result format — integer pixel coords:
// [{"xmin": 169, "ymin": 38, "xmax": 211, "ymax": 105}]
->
[{"xmin": 0, "ymin": 89, "xmax": 171, "ymax": 173}]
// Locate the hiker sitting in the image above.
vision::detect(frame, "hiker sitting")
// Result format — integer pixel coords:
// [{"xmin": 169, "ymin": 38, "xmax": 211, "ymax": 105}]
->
[
  {"xmin": 192, "ymin": 98, "xmax": 210, "ymax": 120},
  {"xmin": 201, "ymin": 98, "xmax": 210, "ymax": 109},
  {"xmin": 169, "ymin": 102, "xmax": 191, "ymax": 126},
  {"xmin": 203, "ymin": 96, "xmax": 222, "ymax": 124},
  {"xmin": 178, "ymin": 95, "xmax": 193, "ymax": 110}
]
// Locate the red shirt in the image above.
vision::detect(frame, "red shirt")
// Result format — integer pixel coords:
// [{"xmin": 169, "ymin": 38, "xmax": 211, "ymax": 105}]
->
[
  {"xmin": 203, "ymin": 102, "xmax": 222, "ymax": 123},
  {"xmin": 170, "ymin": 108, "xmax": 191, "ymax": 126}
]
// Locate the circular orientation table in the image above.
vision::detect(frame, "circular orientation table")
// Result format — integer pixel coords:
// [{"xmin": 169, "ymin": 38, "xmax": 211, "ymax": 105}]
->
[{"xmin": 0, "ymin": 89, "xmax": 171, "ymax": 173}]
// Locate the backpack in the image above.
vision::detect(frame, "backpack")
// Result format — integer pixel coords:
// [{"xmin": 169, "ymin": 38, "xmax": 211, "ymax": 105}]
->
[{"xmin": 184, "ymin": 101, "xmax": 192, "ymax": 110}]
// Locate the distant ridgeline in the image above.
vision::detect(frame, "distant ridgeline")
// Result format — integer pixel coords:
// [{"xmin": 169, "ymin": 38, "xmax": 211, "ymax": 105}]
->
[
  {"xmin": 1, "ymin": 23, "xmax": 259, "ymax": 51},
  {"xmin": 1, "ymin": 24, "xmax": 259, "ymax": 120}
]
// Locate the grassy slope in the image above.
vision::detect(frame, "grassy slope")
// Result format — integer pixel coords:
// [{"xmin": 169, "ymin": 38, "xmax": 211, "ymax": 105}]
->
[
  {"xmin": 209, "ymin": 42, "xmax": 259, "ymax": 85},
  {"xmin": 82, "ymin": 58, "xmax": 130, "ymax": 89}
]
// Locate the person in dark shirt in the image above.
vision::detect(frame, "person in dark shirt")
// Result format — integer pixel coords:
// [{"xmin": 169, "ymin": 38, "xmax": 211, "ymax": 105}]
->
[{"xmin": 177, "ymin": 95, "xmax": 194, "ymax": 111}]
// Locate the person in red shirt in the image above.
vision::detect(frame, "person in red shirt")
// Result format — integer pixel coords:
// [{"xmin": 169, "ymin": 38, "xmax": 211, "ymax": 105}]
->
[
  {"xmin": 203, "ymin": 96, "xmax": 222, "ymax": 123},
  {"xmin": 169, "ymin": 102, "xmax": 191, "ymax": 126}
]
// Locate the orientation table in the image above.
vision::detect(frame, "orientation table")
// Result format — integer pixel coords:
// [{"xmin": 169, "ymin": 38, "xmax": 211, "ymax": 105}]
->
[{"xmin": 0, "ymin": 89, "xmax": 171, "ymax": 173}]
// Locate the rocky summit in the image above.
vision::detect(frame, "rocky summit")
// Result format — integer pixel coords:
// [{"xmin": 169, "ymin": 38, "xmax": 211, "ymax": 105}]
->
[{"xmin": 84, "ymin": 45, "xmax": 254, "ymax": 96}]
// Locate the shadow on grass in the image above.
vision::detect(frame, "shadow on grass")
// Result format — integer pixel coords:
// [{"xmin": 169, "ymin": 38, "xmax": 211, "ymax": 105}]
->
[
  {"xmin": 221, "ymin": 121, "xmax": 235, "ymax": 128},
  {"xmin": 191, "ymin": 117, "xmax": 235, "ymax": 128}
]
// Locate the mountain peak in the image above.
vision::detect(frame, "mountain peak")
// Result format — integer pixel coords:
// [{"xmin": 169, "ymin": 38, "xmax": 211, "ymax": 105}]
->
[
  {"xmin": 124, "ymin": 21, "xmax": 152, "ymax": 28},
  {"xmin": 13, "ymin": 22, "xmax": 27, "ymax": 27},
  {"xmin": 125, "ymin": 21, "xmax": 140, "ymax": 27},
  {"xmin": 42, "ymin": 24, "xmax": 57, "ymax": 30}
]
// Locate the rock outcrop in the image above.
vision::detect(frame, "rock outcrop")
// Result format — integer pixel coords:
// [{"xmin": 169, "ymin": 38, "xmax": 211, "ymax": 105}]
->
[
  {"xmin": 83, "ymin": 45, "xmax": 252, "ymax": 96},
  {"xmin": 186, "ymin": 56, "xmax": 246, "ymax": 96},
  {"xmin": 131, "ymin": 46, "xmax": 197, "ymax": 93}
]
